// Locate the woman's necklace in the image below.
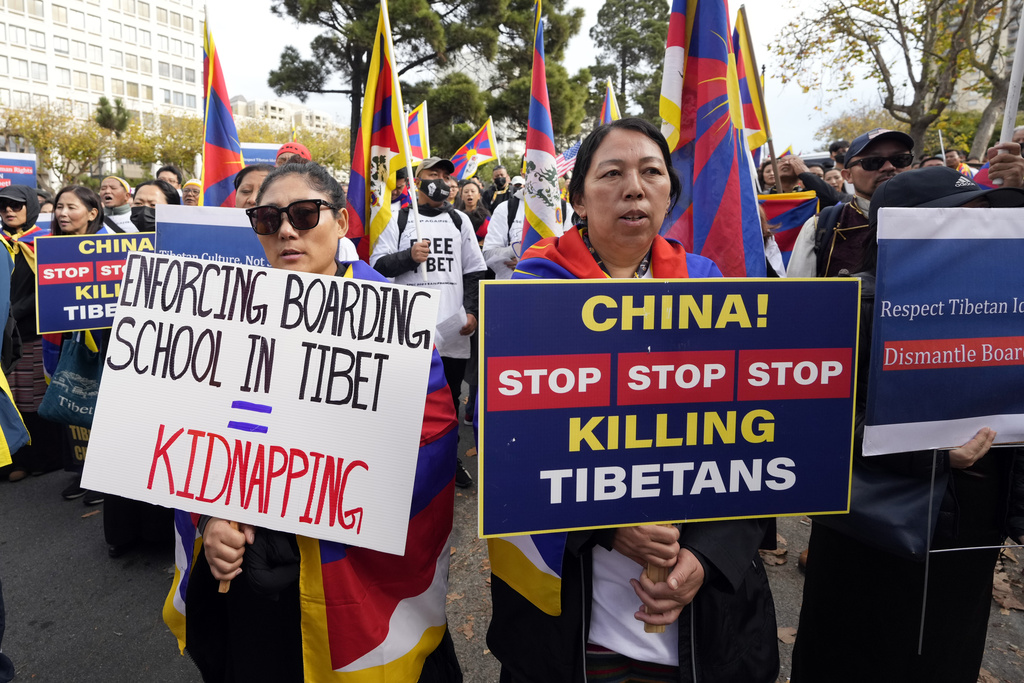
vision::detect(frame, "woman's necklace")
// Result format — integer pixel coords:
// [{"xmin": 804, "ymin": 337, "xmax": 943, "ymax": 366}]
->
[{"xmin": 580, "ymin": 227, "xmax": 652, "ymax": 278}]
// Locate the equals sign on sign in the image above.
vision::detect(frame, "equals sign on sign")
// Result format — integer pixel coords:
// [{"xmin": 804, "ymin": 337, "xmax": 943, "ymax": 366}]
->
[{"xmin": 228, "ymin": 401, "xmax": 272, "ymax": 434}]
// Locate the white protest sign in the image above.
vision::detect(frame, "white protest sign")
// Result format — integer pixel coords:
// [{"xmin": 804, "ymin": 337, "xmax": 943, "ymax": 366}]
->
[{"xmin": 82, "ymin": 253, "xmax": 440, "ymax": 555}]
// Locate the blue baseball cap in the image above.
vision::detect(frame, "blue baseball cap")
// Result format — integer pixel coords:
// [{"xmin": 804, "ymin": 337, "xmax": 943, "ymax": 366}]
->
[{"xmin": 846, "ymin": 128, "xmax": 914, "ymax": 161}]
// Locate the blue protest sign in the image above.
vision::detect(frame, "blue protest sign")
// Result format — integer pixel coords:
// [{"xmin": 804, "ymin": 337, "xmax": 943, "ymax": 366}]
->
[
  {"xmin": 479, "ymin": 278, "xmax": 860, "ymax": 537},
  {"xmin": 155, "ymin": 204, "xmax": 270, "ymax": 268},
  {"xmin": 35, "ymin": 232, "xmax": 155, "ymax": 333},
  {"xmin": 863, "ymin": 208, "xmax": 1024, "ymax": 455},
  {"xmin": 0, "ymin": 152, "xmax": 37, "ymax": 189},
  {"xmin": 240, "ymin": 142, "xmax": 281, "ymax": 166}
]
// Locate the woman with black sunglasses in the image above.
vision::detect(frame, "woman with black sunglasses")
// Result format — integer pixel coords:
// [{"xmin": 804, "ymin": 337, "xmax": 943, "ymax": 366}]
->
[
  {"xmin": 171, "ymin": 163, "xmax": 463, "ymax": 682},
  {"xmin": 0, "ymin": 185, "xmax": 69, "ymax": 482}
]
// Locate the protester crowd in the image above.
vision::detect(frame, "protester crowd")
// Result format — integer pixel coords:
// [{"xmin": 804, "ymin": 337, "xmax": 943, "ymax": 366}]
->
[{"xmin": 1, "ymin": 113, "xmax": 1023, "ymax": 683}]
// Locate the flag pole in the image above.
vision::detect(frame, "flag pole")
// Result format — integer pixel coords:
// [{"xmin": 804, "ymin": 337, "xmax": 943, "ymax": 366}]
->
[
  {"xmin": 490, "ymin": 117, "xmax": 501, "ymax": 166},
  {"xmin": 422, "ymin": 100, "xmax": 431, "ymax": 159},
  {"xmin": 380, "ymin": 0, "xmax": 425, "ymax": 278},
  {"xmin": 739, "ymin": 6, "xmax": 778, "ymax": 190}
]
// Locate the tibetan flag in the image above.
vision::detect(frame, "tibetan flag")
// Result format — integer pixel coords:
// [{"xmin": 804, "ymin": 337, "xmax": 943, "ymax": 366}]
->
[
  {"xmin": 164, "ymin": 260, "xmax": 459, "ymax": 681},
  {"xmin": 733, "ymin": 9, "xmax": 767, "ymax": 150},
  {"xmin": 0, "ymin": 241, "xmax": 29, "ymax": 468},
  {"xmin": 407, "ymin": 101, "xmax": 430, "ymax": 164},
  {"xmin": 200, "ymin": 12, "xmax": 244, "ymax": 208},
  {"xmin": 758, "ymin": 191, "xmax": 817, "ymax": 268},
  {"xmin": 450, "ymin": 117, "xmax": 498, "ymax": 180},
  {"xmin": 601, "ymin": 78, "xmax": 621, "ymax": 125},
  {"xmin": 973, "ymin": 163, "xmax": 997, "ymax": 188},
  {"xmin": 520, "ymin": 0, "xmax": 562, "ymax": 252},
  {"xmin": 779, "ymin": 146, "xmax": 793, "ymax": 157},
  {"xmin": 345, "ymin": 0, "xmax": 409, "ymax": 261},
  {"xmin": 291, "ymin": 121, "xmax": 298, "ymax": 142},
  {"xmin": 659, "ymin": 0, "xmax": 766, "ymax": 277}
]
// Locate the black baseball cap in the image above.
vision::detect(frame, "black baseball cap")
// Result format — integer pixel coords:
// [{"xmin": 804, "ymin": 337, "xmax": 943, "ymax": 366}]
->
[
  {"xmin": 846, "ymin": 128, "xmax": 914, "ymax": 161},
  {"xmin": 869, "ymin": 166, "xmax": 1024, "ymax": 225}
]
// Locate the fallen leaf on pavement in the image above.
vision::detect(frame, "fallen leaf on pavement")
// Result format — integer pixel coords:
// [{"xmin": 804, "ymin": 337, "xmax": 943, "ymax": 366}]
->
[
  {"xmin": 457, "ymin": 616, "xmax": 475, "ymax": 640},
  {"xmin": 977, "ymin": 667, "xmax": 999, "ymax": 683},
  {"xmin": 777, "ymin": 627, "xmax": 797, "ymax": 644},
  {"xmin": 465, "ymin": 447, "xmax": 477, "ymax": 457},
  {"xmin": 450, "ymin": 547, "xmax": 457, "ymax": 556},
  {"xmin": 446, "ymin": 592, "xmax": 464, "ymax": 605},
  {"xmin": 759, "ymin": 548, "xmax": 787, "ymax": 566},
  {"xmin": 81, "ymin": 511, "xmax": 100, "ymax": 518}
]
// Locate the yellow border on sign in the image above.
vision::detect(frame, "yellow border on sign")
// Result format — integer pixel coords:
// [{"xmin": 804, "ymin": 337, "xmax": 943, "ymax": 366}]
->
[
  {"xmin": 477, "ymin": 276, "xmax": 861, "ymax": 539},
  {"xmin": 34, "ymin": 233, "xmax": 156, "ymax": 335}
]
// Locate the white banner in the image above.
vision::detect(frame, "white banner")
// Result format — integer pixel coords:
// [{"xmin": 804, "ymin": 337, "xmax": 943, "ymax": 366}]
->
[{"xmin": 83, "ymin": 253, "xmax": 440, "ymax": 555}]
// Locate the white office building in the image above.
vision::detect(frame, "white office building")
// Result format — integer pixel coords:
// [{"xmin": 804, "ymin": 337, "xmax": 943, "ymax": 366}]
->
[
  {"xmin": 230, "ymin": 95, "xmax": 337, "ymax": 134},
  {"xmin": 0, "ymin": 0, "xmax": 204, "ymax": 123}
]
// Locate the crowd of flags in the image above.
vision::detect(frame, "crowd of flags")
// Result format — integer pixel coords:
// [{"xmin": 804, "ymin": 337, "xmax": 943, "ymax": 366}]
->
[{"xmin": 196, "ymin": 0, "xmax": 814, "ymax": 276}]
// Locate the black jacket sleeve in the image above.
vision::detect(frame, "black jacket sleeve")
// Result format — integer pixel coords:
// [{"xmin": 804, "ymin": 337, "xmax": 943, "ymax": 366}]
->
[
  {"xmin": 372, "ymin": 248, "xmax": 420, "ymax": 278},
  {"xmin": 798, "ymin": 172, "xmax": 851, "ymax": 206},
  {"xmin": 463, "ymin": 270, "xmax": 483, "ymax": 319}
]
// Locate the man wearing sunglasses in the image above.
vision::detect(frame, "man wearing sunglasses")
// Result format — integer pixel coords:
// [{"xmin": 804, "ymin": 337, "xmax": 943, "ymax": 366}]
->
[{"xmin": 787, "ymin": 128, "xmax": 914, "ymax": 278}]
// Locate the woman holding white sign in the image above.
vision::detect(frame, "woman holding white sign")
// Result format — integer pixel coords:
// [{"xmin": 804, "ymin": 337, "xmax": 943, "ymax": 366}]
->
[
  {"xmin": 487, "ymin": 119, "xmax": 779, "ymax": 683},
  {"xmin": 167, "ymin": 163, "xmax": 464, "ymax": 682}
]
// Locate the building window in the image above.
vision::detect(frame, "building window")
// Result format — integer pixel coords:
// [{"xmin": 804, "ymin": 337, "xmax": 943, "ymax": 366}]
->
[
  {"xmin": 74, "ymin": 100, "xmax": 89, "ymax": 118},
  {"xmin": 87, "ymin": 15, "xmax": 101, "ymax": 34},
  {"xmin": 0, "ymin": 24, "xmax": 6, "ymax": 42},
  {"xmin": 29, "ymin": 29, "xmax": 44, "ymax": 48},
  {"xmin": 161, "ymin": 88, "xmax": 171, "ymax": 104},
  {"xmin": 54, "ymin": 36, "xmax": 69, "ymax": 53},
  {"xmin": 139, "ymin": 29, "xmax": 150, "ymax": 46},
  {"xmin": 173, "ymin": 91, "xmax": 183, "ymax": 106},
  {"xmin": 9, "ymin": 25, "xmax": 27, "ymax": 45},
  {"xmin": 56, "ymin": 66, "xmax": 71, "ymax": 86},
  {"xmin": 139, "ymin": 56, "xmax": 151, "ymax": 73},
  {"xmin": 30, "ymin": 62, "xmax": 47, "ymax": 81},
  {"xmin": 111, "ymin": 79, "xmax": 124, "ymax": 96},
  {"xmin": 127, "ymin": 82, "xmax": 139, "ymax": 98},
  {"xmin": 0, "ymin": 90, "xmax": 10, "ymax": 107},
  {"xmin": 69, "ymin": 9, "xmax": 85, "ymax": 30},
  {"xmin": 124, "ymin": 25, "xmax": 135, "ymax": 43},
  {"xmin": 11, "ymin": 58, "xmax": 29, "ymax": 79},
  {"xmin": 184, "ymin": 68, "xmax": 195, "ymax": 83},
  {"xmin": 171, "ymin": 38, "xmax": 181, "ymax": 55},
  {"xmin": 158, "ymin": 34, "xmax": 168, "ymax": 51},
  {"xmin": 138, "ymin": 1, "xmax": 149, "ymax": 19},
  {"xmin": 186, "ymin": 93, "xmax": 196, "ymax": 109},
  {"xmin": 28, "ymin": 0, "xmax": 43, "ymax": 17},
  {"xmin": 88, "ymin": 44, "xmax": 102, "ymax": 62},
  {"xmin": 53, "ymin": 5, "xmax": 68, "ymax": 24},
  {"xmin": 73, "ymin": 70, "xmax": 87, "ymax": 88},
  {"xmin": 56, "ymin": 98, "xmax": 72, "ymax": 114},
  {"xmin": 122, "ymin": 0, "xmax": 136, "ymax": 12},
  {"xmin": 184, "ymin": 43, "xmax": 194, "ymax": 59},
  {"xmin": 183, "ymin": 16, "xmax": 193, "ymax": 32},
  {"xmin": 13, "ymin": 92, "xmax": 31, "ymax": 109},
  {"xmin": 125, "ymin": 53, "xmax": 137, "ymax": 70},
  {"xmin": 32, "ymin": 94, "xmax": 48, "ymax": 108},
  {"xmin": 8, "ymin": 0, "xmax": 26, "ymax": 12},
  {"xmin": 110, "ymin": 49, "xmax": 123, "ymax": 67},
  {"xmin": 90, "ymin": 74, "xmax": 103, "ymax": 91},
  {"xmin": 156, "ymin": 7, "xmax": 167, "ymax": 24},
  {"xmin": 172, "ymin": 64, "xmax": 182, "ymax": 80},
  {"xmin": 142, "ymin": 84, "xmax": 152, "ymax": 100},
  {"xmin": 158, "ymin": 61, "xmax": 169, "ymax": 77},
  {"xmin": 109, "ymin": 20, "xmax": 121, "ymax": 40},
  {"xmin": 0, "ymin": 57, "xmax": 6, "ymax": 74},
  {"xmin": 71, "ymin": 40, "xmax": 86, "ymax": 59}
]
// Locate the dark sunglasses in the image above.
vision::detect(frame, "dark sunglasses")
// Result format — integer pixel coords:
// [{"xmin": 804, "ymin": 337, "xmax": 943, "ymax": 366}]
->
[
  {"xmin": 0, "ymin": 199, "xmax": 26, "ymax": 211},
  {"xmin": 847, "ymin": 153, "xmax": 914, "ymax": 171},
  {"xmin": 246, "ymin": 199, "xmax": 338, "ymax": 235}
]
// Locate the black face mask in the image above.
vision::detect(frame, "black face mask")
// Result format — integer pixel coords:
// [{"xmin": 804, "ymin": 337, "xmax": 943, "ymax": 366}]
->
[
  {"xmin": 494, "ymin": 176, "xmax": 508, "ymax": 190},
  {"xmin": 131, "ymin": 206, "xmax": 156, "ymax": 232},
  {"xmin": 422, "ymin": 179, "xmax": 451, "ymax": 202}
]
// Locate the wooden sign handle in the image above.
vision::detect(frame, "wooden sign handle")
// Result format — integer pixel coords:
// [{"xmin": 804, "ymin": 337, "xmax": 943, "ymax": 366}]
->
[
  {"xmin": 217, "ymin": 521, "xmax": 240, "ymax": 594},
  {"xmin": 643, "ymin": 563, "xmax": 670, "ymax": 633}
]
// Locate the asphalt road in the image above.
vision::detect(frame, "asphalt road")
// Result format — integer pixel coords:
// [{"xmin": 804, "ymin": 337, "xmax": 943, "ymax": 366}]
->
[{"xmin": 2, "ymin": 418, "xmax": 1022, "ymax": 681}]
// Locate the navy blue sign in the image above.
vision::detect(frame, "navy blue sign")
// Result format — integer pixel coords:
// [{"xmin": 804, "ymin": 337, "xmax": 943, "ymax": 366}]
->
[
  {"xmin": 36, "ymin": 233, "xmax": 155, "ymax": 333},
  {"xmin": 0, "ymin": 152, "xmax": 37, "ymax": 189},
  {"xmin": 240, "ymin": 142, "xmax": 281, "ymax": 167},
  {"xmin": 155, "ymin": 205, "xmax": 269, "ymax": 268},
  {"xmin": 864, "ymin": 208, "xmax": 1024, "ymax": 455},
  {"xmin": 480, "ymin": 279, "xmax": 860, "ymax": 537}
]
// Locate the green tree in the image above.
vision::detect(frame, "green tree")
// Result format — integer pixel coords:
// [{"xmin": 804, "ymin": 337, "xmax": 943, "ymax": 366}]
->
[
  {"xmin": 961, "ymin": 1, "xmax": 1019, "ymax": 158},
  {"xmin": 403, "ymin": 72, "xmax": 490, "ymax": 158},
  {"xmin": 267, "ymin": 0, "xmax": 503, "ymax": 156},
  {"xmin": 94, "ymin": 97, "xmax": 132, "ymax": 138},
  {"xmin": 771, "ymin": 0, "xmax": 1003, "ymax": 153},
  {"xmin": 156, "ymin": 113, "xmax": 204, "ymax": 179},
  {"xmin": 487, "ymin": 0, "xmax": 588, "ymax": 144},
  {"xmin": 588, "ymin": 0, "xmax": 669, "ymax": 116},
  {"xmin": 814, "ymin": 104, "xmax": 909, "ymax": 148},
  {"xmin": 4, "ymin": 106, "xmax": 109, "ymax": 185}
]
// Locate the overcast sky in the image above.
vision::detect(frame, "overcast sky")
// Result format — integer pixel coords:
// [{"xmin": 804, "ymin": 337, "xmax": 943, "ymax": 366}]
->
[{"xmin": 209, "ymin": 1, "xmax": 875, "ymax": 155}]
